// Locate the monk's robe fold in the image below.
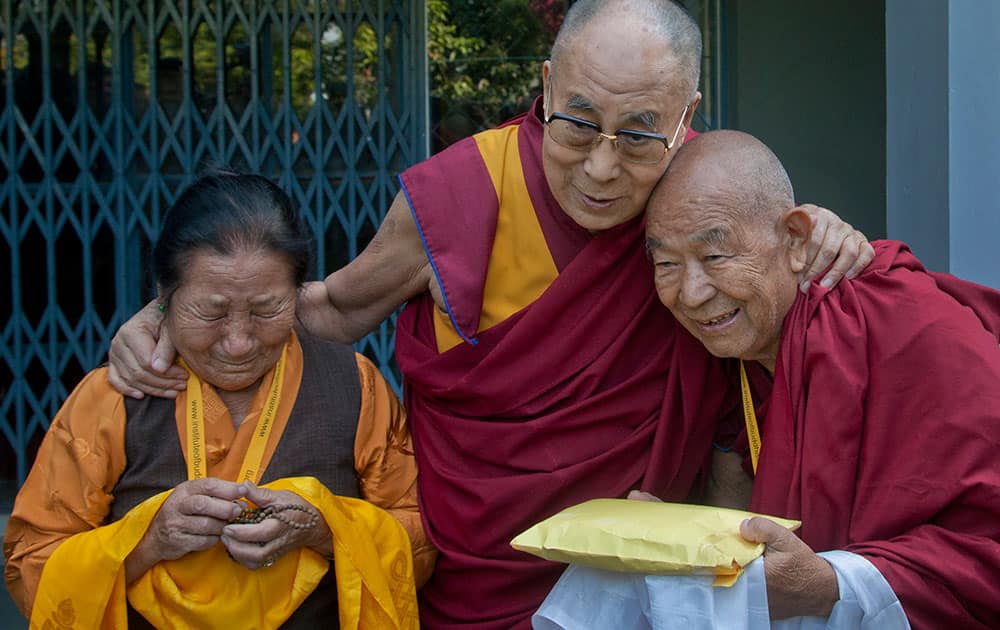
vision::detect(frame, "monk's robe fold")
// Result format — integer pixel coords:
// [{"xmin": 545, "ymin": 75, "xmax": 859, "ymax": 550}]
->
[
  {"xmin": 927, "ymin": 270, "xmax": 1000, "ymax": 341},
  {"xmin": 396, "ymin": 100, "xmax": 732, "ymax": 629},
  {"xmin": 749, "ymin": 241, "xmax": 1000, "ymax": 629},
  {"xmin": 30, "ymin": 477, "xmax": 418, "ymax": 630}
]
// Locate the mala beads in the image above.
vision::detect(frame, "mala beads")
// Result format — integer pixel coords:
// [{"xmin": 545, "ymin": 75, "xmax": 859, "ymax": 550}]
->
[{"xmin": 230, "ymin": 503, "xmax": 320, "ymax": 530}]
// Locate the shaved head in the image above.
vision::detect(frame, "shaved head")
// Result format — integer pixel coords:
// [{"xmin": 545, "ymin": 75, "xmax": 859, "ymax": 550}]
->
[
  {"xmin": 645, "ymin": 130, "xmax": 806, "ymax": 371},
  {"xmin": 650, "ymin": 130, "xmax": 795, "ymax": 230},
  {"xmin": 551, "ymin": 0, "xmax": 702, "ymax": 101}
]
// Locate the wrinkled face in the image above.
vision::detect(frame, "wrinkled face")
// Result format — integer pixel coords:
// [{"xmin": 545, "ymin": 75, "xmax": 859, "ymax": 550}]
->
[
  {"xmin": 163, "ymin": 248, "xmax": 297, "ymax": 392},
  {"xmin": 646, "ymin": 195, "xmax": 799, "ymax": 370},
  {"xmin": 541, "ymin": 21, "xmax": 696, "ymax": 232}
]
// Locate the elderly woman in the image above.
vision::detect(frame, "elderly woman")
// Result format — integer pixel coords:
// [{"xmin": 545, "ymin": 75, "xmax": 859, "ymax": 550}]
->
[{"xmin": 3, "ymin": 173, "xmax": 432, "ymax": 629}]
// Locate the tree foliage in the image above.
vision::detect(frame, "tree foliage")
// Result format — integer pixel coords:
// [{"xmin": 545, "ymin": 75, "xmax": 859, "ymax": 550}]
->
[{"xmin": 428, "ymin": 0, "xmax": 564, "ymax": 145}]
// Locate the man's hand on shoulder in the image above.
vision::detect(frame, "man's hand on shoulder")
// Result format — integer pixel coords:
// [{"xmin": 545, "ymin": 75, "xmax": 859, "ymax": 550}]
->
[
  {"xmin": 107, "ymin": 299, "xmax": 186, "ymax": 399},
  {"xmin": 797, "ymin": 204, "xmax": 875, "ymax": 293}
]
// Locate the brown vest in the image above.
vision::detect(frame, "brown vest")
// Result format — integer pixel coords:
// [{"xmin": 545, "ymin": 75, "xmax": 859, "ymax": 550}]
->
[{"xmin": 111, "ymin": 332, "xmax": 361, "ymax": 629}]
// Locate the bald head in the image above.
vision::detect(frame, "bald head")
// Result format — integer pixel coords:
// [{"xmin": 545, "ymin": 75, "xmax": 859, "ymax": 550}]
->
[
  {"xmin": 645, "ymin": 130, "xmax": 806, "ymax": 371},
  {"xmin": 651, "ymin": 130, "xmax": 795, "ymax": 228},
  {"xmin": 551, "ymin": 0, "xmax": 702, "ymax": 100}
]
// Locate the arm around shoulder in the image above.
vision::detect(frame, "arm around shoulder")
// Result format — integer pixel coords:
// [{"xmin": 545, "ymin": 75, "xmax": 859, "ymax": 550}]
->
[{"xmin": 296, "ymin": 190, "xmax": 433, "ymax": 344}]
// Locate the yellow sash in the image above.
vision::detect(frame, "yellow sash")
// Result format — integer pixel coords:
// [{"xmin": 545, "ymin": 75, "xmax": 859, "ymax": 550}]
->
[
  {"xmin": 183, "ymin": 342, "xmax": 287, "ymax": 483},
  {"xmin": 739, "ymin": 360, "xmax": 762, "ymax": 474}
]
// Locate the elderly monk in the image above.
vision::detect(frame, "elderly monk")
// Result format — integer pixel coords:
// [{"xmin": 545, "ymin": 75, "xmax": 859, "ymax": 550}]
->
[
  {"xmin": 644, "ymin": 130, "xmax": 1000, "ymax": 628},
  {"xmin": 3, "ymin": 173, "xmax": 432, "ymax": 629},
  {"xmin": 104, "ymin": 2, "xmax": 875, "ymax": 627}
]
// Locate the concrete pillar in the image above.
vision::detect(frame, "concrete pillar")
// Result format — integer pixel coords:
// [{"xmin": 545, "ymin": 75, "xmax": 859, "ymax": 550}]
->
[{"xmin": 886, "ymin": 0, "xmax": 1000, "ymax": 288}]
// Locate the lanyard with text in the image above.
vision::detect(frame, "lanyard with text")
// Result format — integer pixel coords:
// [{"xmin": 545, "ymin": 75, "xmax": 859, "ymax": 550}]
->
[
  {"xmin": 183, "ymin": 344, "xmax": 288, "ymax": 484},
  {"xmin": 738, "ymin": 360, "xmax": 762, "ymax": 475}
]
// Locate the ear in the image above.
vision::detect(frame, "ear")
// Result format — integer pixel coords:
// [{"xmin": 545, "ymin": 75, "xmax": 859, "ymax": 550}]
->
[
  {"xmin": 156, "ymin": 284, "xmax": 171, "ymax": 312},
  {"xmin": 542, "ymin": 60, "xmax": 552, "ymax": 116},
  {"xmin": 781, "ymin": 207, "xmax": 813, "ymax": 273},
  {"xmin": 683, "ymin": 91, "xmax": 702, "ymax": 130}
]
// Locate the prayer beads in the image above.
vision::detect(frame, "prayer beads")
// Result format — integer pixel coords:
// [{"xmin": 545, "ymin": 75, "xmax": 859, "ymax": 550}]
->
[{"xmin": 230, "ymin": 503, "xmax": 320, "ymax": 530}]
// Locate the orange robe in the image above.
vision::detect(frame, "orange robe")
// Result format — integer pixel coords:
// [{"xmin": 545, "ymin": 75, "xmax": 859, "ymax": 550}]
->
[{"xmin": 3, "ymin": 334, "xmax": 433, "ymax": 626}]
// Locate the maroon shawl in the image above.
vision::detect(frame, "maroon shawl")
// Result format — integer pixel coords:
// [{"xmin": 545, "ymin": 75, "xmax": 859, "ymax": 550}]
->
[
  {"xmin": 396, "ymin": 105, "xmax": 730, "ymax": 628},
  {"xmin": 750, "ymin": 241, "xmax": 1000, "ymax": 629}
]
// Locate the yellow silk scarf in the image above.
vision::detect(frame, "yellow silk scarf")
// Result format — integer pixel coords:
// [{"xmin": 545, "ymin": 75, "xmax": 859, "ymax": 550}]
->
[{"xmin": 31, "ymin": 477, "xmax": 418, "ymax": 629}]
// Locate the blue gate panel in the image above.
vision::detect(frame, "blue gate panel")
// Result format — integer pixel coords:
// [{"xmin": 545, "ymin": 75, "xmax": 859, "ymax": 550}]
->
[{"xmin": 0, "ymin": 0, "xmax": 427, "ymax": 484}]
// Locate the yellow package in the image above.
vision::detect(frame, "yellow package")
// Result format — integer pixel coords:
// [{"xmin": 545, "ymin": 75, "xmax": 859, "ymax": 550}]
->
[{"xmin": 510, "ymin": 499, "xmax": 800, "ymax": 587}]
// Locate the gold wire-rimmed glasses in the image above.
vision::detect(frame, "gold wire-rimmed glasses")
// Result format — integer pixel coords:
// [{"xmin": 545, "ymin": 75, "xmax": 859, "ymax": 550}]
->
[{"xmin": 544, "ymin": 105, "xmax": 689, "ymax": 165}]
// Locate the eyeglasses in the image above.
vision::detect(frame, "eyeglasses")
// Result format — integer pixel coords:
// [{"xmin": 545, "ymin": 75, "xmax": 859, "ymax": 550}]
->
[{"xmin": 543, "ymin": 106, "xmax": 689, "ymax": 165}]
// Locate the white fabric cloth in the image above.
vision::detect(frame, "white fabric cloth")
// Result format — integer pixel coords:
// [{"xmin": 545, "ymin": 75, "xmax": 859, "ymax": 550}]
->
[
  {"xmin": 812, "ymin": 551, "xmax": 910, "ymax": 630},
  {"xmin": 532, "ymin": 551, "xmax": 909, "ymax": 630}
]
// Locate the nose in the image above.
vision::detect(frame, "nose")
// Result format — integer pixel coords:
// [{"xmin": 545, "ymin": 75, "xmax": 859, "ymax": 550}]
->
[
  {"xmin": 220, "ymin": 320, "xmax": 256, "ymax": 359},
  {"xmin": 582, "ymin": 135, "xmax": 622, "ymax": 183},
  {"xmin": 679, "ymin": 264, "xmax": 715, "ymax": 309}
]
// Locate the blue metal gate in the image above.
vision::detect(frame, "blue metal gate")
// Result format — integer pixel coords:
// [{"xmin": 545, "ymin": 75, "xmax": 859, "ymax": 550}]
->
[{"xmin": 0, "ymin": 0, "xmax": 427, "ymax": 484}]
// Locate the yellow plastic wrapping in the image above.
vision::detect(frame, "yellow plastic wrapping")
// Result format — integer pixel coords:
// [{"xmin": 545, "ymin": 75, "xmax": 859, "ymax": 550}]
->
[{"xmin": 511, "ymin": 499, "xmax": 800, "ymax": 587}]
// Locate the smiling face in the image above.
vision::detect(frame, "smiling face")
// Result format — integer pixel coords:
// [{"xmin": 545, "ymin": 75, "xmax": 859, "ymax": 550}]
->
[
  {"xmin": 645, "ymin": 130, "xmax": 808, "ymax": 371},
  {"xmin": 540, "ymin": 17, "xmax": 699, "ymax": 232},
  {"xmin": 163, "ymin": 248, "xmax": 297, "ymax": 392},
  {"xmin": 647, "ymin": 200, "xmax": 800, "ymax": 370}
]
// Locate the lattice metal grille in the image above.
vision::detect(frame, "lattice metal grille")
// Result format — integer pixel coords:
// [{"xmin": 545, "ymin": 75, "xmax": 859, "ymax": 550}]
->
[
  {"xmin": 684, "ymin": 0, "xmax": 727, "ymax": 132},
  {"xmin": 0, "ymin": 0, "xmax": 427, "ymax": 484}
]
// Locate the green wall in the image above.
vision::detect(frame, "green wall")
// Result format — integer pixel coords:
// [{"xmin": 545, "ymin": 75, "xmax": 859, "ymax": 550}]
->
[{"xmin": 727, "ymin": 1, "xmax": 887, "ymax": 239}]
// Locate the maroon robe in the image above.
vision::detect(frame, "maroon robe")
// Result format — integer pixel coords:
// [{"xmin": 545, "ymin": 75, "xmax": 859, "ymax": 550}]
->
[
  {"xmin": 395, "ymin": 101, "xmax": 730, "ymax": 628},
  {"xmin": 749, "ymin": 241, "xmax": 1000, "ymax": 629}
]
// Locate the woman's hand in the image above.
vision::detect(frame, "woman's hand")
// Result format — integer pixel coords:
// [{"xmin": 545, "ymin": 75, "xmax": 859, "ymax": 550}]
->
[
  {"xmin": 107, "ymin": 299, "xmax": 187, "ymax": 399},
  {"xmin": 126, "ymin": 478, "xmax": 246, "ymax": 583},
  {"xmin": 221, "ymin": 483, "xmax": 333, "ymax": 571},
  {"xmin": 740, "ymin": 517, "xmax": 840, "ymax": 620},
  {"xmin": 797, "ymin": 204, "xmax": 874, "ymax": 292}
]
